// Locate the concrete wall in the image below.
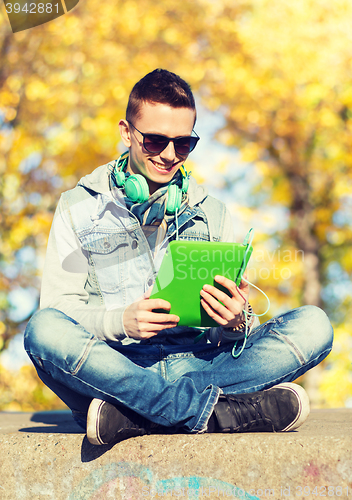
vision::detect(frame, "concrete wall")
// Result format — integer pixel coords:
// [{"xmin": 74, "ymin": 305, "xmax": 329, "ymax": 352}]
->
[{"xmin": 0, "ymin": 409, "xmax": 351, "ymax": 500}]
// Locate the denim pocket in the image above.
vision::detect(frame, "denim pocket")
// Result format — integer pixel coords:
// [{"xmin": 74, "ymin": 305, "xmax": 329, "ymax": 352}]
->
[
  {"xmin": 178, "ymin": 217, "xmax": 210, "ymax": 241},
  {"xmin": 81, "ymin": 232, "xmax": 131, "ymax": 293},
  {"xmin": 80, "ymin": 229, "xmax": 153, "ymax": 309}
]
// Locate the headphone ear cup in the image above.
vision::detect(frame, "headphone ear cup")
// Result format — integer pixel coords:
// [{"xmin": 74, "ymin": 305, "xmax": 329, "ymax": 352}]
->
[
  {"xmin": 125, "ymin": 174, "xmax": 150, "ymax": 203},
  {"xmin": 114, "ymin": 153, "xmax": 129, "ymax": 187},
  {"xmin": 115, "ymin": 170, "xmax": 126, "ymax": 187},
  {"xmin": 166, "ymin": 184, "xmax": 182, "ymax": 215}
]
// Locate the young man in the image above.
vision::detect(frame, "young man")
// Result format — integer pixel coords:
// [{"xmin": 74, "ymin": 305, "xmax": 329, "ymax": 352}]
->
[{"xmin": 24, "ymin": 69, "xmax": 333, "ymax": 445}]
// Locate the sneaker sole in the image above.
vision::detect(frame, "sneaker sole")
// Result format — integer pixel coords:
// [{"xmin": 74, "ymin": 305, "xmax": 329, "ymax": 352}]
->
[
  {"xmin": 274, "ymin": 382, "xmax": 310, "ymax": 432},
  {"xmin": 87, "ymin": 398, "xmax": 105, "ymax": 445}
]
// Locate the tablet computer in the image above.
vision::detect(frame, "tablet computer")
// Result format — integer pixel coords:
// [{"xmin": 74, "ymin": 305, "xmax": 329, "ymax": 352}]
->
[{"xmin": 150, "ymin": 236, "xmax": 253, "ymax": 327}]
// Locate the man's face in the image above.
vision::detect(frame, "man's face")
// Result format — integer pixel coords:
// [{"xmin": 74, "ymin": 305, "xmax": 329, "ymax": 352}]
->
[{"xmin": 119, "ymin": 101, "xmax": 196, "ymax": 195}]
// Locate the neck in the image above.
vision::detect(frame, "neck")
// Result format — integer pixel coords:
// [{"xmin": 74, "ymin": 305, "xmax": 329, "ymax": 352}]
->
[{"xmin": 148, "ymin": 179, "xmax": 167, "ymax": 196}]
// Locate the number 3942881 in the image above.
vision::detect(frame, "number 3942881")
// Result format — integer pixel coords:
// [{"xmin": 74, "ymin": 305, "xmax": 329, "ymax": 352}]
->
[{"xmin": 5, "ymin": 3, "xmax": 60, "ymax": 14}]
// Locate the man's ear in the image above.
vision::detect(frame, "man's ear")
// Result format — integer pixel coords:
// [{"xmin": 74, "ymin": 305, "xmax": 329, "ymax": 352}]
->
[{"xmin": 119, "ymin": 119, "xmax": 132, "ymax": 148}]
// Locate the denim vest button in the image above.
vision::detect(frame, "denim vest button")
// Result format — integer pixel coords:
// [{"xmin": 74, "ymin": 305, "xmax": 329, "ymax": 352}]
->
[
  {"xmin": 104, "ymin": 242, "xmax": 111, "ymax": 249},
  {"xmin": 147, "ymin": 278, "xmax": 154, "ymax": 287},
  {"xmin": 131, "ymin": 240, "xmax": 138, "ymax": 250}
]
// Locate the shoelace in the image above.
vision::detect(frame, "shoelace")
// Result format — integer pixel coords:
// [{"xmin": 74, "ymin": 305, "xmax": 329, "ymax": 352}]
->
[
  {"xmin": 124, "ymin": 410, "xmax": 148, "ymax": 431},
  {"xmin": 123, "ymin": 408, "xmax": 160, "ymax": 433},
  {"xmin": 223, "ymin": 394, "xmax": 271, "ymax": 432}
]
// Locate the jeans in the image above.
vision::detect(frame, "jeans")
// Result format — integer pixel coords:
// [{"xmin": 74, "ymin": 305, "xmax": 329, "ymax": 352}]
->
[{"xmin": 24, "ymin": 305, "xmax": 333, "ymax": 433}]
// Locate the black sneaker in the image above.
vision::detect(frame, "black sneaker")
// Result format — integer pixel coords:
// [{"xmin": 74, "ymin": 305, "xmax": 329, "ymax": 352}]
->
[
  {"xmin": 87, "ymin": 399, "xmax": 162, "ymax": 445},
  {"xmin": 208, "ymin": 382, "xmax": 310, "ymax": 433}
]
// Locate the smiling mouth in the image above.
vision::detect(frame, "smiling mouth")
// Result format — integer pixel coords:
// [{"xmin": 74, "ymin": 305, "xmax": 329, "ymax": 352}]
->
[{"xmin": 150, "ymin": 160, "xmax": 178, "ymax": 171}]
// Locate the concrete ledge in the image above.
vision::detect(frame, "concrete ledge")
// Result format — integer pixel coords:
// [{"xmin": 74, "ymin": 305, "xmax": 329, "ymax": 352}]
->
[{"xmin": 0, "ymin": 409, "xmax": 351, "ymax": 500}]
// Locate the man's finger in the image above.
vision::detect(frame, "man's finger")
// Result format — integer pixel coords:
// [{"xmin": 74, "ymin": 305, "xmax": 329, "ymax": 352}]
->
[
  {"xmin": 149, "ymin": 311, "xmax": 180, "ymax": 324},
  {"xmin": 200, "ymin": 289, "xmax": 239, "ymax": 320},
  {"xmin": 143, "ymin": 320, "xmax": 180, "ymax": 332},
  {"xmin": 214, "ymin": 275, "xmax": 243, "ymax": 295},
  {"xmin": 144, "ymin": 298, "xmax": 173, "ymax": 311},
  {"xmin": 200, "ymin": 298, "xmax": 228, "ymax": 326},
  {"xmin": 201, "ymin": 285, "xmax": 233, "ymax": 310},
  {"xmin": 214, "ymin": 275, "xmax": 249, "ymax": 301}
]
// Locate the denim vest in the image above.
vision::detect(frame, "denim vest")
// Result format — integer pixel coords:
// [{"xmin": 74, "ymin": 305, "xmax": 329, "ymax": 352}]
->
[{"xmin": 59, "ymin": 166, "xmax": 230, "ymax": 317}]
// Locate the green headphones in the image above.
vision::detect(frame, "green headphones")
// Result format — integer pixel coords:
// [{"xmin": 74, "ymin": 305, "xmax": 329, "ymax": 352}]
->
[{"xmin": 114, "ymin": 152, "xmax": 190, "ymax": 215}]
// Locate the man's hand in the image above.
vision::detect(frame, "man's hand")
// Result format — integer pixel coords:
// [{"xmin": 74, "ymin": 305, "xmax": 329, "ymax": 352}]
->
[
  {"xmin": 200, "ymin": 274, "xmax": 249, "ymax": 329},
  {"xmin": 123, "ymin": 291, "xmax": 179, "ymax": 340}
]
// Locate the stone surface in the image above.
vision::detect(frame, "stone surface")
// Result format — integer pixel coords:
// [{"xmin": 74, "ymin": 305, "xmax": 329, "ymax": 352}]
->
[{"xmin": 0, "ymin": 409, "xmax": 351, "ymax": 500}]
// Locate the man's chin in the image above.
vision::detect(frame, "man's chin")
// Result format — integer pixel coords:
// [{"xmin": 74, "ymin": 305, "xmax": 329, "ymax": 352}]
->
[{"xmin": 148, "ymin": 163, "xmax": 180, "ymax": 184}]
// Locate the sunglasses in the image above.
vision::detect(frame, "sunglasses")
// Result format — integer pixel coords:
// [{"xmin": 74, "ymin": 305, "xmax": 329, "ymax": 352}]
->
[{"xmin": 127, "ymin": 120, "xmax": 200, "ymax": 156}]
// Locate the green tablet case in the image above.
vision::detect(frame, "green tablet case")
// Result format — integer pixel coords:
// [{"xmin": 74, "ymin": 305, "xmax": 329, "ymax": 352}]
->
[{"xmin": 150, "ymin": 239, "xmax": 253, "ymax": 327}]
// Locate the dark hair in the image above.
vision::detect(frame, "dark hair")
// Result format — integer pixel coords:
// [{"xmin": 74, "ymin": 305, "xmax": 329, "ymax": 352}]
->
[{"xmin": 126, "ymin": 69, "xmax": 196, "ymax": 122}]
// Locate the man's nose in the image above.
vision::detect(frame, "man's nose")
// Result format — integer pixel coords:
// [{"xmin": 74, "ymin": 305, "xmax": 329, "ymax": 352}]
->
[{"xmin": 160, "ymin": 140, "xmax": 176, "ymax": 162}]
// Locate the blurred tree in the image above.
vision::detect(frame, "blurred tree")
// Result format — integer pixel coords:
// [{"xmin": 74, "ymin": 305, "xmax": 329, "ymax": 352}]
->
[
  {"xmin": 0, "ymin": 0, "xmax": 244, "ymax": 408},
  {"xmin": 0, "ymin": 363, "xmax": 67, "ymax": 411},
  {"xmin": 0, "ymin": 0, "xmax": 239, "ymax": 351},
  {"xmin": 199, "ymin": 0, "xmax": 352, "ymax": 406}
]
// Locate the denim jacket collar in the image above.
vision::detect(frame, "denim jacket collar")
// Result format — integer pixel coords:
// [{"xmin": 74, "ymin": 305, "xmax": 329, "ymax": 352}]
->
[{"xmin": 77, "ymin": 162, "xmax": 209, "ymax": 235}]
